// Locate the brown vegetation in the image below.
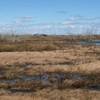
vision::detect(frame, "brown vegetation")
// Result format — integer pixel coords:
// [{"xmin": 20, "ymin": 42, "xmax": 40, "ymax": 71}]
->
[{"xmin": 0, "ymin": 35, "xmax": 100, "ymax": 99}]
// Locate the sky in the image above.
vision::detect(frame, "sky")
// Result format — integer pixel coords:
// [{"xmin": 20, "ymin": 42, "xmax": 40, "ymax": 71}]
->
[{"xmin": 0, "ymin": 0, "xmax": 100, "ymax": 34}]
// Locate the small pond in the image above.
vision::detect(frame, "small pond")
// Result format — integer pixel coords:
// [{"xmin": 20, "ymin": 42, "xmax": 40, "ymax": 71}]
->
[{"xmin": 80, "ymin": 40, "xmax": 100, "ymax": 46}]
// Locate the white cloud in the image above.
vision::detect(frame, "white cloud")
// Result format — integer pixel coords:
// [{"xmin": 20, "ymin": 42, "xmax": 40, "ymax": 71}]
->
[{"xmin": 1, "ymin": 15, "xmax": 100, "ymax": 34}]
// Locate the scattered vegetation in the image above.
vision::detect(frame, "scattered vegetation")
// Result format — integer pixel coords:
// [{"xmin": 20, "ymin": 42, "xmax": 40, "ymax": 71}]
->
[
  {"xmin": 0, "ymin": 34, "xmax": 100, "ymax": 100},
  {"xmin": 0, "ymin": 34, "xmax": 100, "ymax": 52}
]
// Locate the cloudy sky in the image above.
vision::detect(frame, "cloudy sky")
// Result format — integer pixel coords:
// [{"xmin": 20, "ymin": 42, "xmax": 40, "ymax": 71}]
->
[{"xmin": 0, "ymin": 0, "xmax": 100, "ymax": 34}]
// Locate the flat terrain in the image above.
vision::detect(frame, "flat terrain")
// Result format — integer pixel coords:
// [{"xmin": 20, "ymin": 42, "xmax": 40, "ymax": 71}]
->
[{"xmin": 0, "ymin": 35, "xmax": 100, "ymax": 100}]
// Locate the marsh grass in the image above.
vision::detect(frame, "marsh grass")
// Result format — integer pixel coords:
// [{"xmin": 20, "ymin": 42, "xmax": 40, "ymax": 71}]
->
[
  {"xmin": 0, "ymin": 63, "xmax": 99, "ymax": 92},
  {"xmin": 0, "ymin": 34, "xmax": 100, "ymax": 99},
  {"xmin": 1, "ymin": 34, "xmax": 99, "ymax": 52}
]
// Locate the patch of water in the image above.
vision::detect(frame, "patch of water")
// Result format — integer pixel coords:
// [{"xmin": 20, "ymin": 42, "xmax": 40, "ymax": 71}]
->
[
  {"xmin": 87, "ymin": 84, "xmax": 100, "ymax": 91},
  {"xmin": 80, "ymin": 40, "xmax": 100, "ymax": 46},
  {"xmin": 0, "ymin": 72, "xmax": 86, "ymax": 84}
]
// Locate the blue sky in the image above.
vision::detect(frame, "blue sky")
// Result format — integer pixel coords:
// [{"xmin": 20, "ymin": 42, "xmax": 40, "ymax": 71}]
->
[{"xmin": 0, "ymin": 0, "xmax": 100, "ymax": 34}]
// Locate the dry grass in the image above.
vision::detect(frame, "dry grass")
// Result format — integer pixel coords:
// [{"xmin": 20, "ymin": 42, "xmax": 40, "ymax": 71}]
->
[
  {"xmin": 1, "ymin": 34, "xmax": 100, "ymax": 52},
  {"xmin": 0, "ymin": 89, "xmax": 100, "ymax": 100},
  {"xmin": 0, "ymin": 45, "xmax": 99, "ymax": 74},
  {"xmin": 0, "ymin": 35, "xmax": 76, "ymax": 52},
  {"xmin": 0, "ymin": 35, "xmax": 100, "ymax": 99}
]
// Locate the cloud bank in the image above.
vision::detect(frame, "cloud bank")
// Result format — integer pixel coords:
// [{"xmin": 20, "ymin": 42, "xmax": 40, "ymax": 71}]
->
[{"xmin": 0, "ymin": 16, "xmax": 100, "ymax": 35}]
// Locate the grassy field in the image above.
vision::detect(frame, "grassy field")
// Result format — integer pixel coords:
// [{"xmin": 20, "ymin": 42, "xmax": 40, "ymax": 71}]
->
[
  {"xmin": 0, "ymin": 34, "xmax": 100, "ymax": 52},
  {"xmin": 0, "ymin": 35, "xmax": 100, "ymax": 100}
]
